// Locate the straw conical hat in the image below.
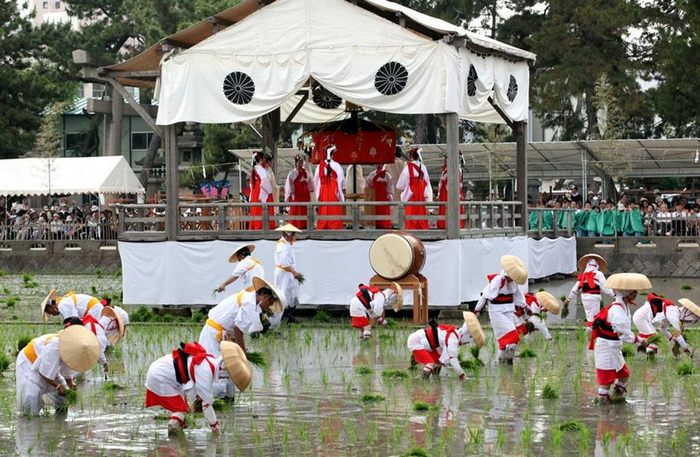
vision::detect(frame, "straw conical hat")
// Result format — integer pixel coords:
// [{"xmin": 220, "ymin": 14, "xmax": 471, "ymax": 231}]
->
[
  {"xmin": 41, "ymin": 289, "xmax": 57, "ymax": 323},
  {"xmin": 391, "ymin": 282, "xmax": 403, "ymax": 312},
  {"xmin": 577, "ymin": 253, "xmax": 608, "ymax": 272},
  {"xmin": 679, "ymin": 298, "xmax": 700, "ymax": 319},
  {"xmin": 228, "ymin": 244, "xmax": 256, "ymax": 263},
  {"xmin": 101, "ymin": 306, "xmax": 124, "ymax": 344},
  {"xmin": 58, "ymin": 325, "xmax": 100, "ymax": 372},
  {"xmin": 275, "ymin": 223, "xmax": 302, "ymax": 233},
  {"xmin": 500, "ymin": 255, "xmax": 528, "ymax": 285},
  {"xmin": 535, "ymin": 291, "xmax": 561, "ymax": 314},
  {"xmin": 220, "ymin": 341, "xmax": 252, "ymax": 391},
  {"xmin": 605, "ymin": 273, "xmax": 652, "ymax": 291},
  {"xmin": 252, "ymin": 276, "xmax": 286, "ymax": 314},
  {"xmin": 114, "ymin": 305, "xmax": 130, "ymax": 326},
  {"xmin": 463, "ymin": 311, "xmax": 485, "ymax": 348}
]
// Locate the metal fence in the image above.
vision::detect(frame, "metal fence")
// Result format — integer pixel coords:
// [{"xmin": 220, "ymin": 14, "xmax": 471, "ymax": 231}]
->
[{"xmin": 528, "ymin": 208, "xmax": 700, "ymax": 239}]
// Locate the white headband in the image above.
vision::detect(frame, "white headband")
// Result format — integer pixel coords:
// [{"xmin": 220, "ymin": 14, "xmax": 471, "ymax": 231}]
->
[{"xmin": 326, "ymin": 145, "xmax": 337, "ymax": 161}]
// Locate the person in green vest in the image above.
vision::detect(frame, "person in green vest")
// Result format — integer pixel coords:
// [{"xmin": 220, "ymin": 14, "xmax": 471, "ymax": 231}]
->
[
  {"xmin": 628, "ymin": 202, "xmax": 645, "ymax": 236},
  {"xmin": 556, "ymin": 200, "xmax": 575, "ymax": 232},
  {"xmin": 597, "ymin": 202, "xmax": 617, "ymax": 236},
  {"xmin": 586, "ymin": 205, "xmax": 601, "ymax": 236},
  {"xmin": 618, "ymin": 207, "xmax": 632, "ymax": 236},
  {"xmin": 575, "ymin": 201, "xmax": 592, "ymax": 237}
]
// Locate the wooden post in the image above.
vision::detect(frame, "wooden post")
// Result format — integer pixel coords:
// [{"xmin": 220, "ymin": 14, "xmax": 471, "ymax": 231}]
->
[
  {"xmin": 164, "ymin": 124, "xmax": 180, "ymax": 241},
  {"xmin": 445, "ymin": 113, "xmax": 460, "ymax": 239},
  {"xmin": 515, "ymin": 121, "xmax": 528, "ymax": 232},
  {"xmin": 108, "ymin": 92, "xmax": 123, "ymax": 155}
]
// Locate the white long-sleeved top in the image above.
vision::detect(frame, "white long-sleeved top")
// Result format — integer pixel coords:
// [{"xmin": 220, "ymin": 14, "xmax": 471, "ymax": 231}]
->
[
  {"xmin": 252, "ymin": 164, "xmax": 274, "ymax": 202},
  {"xmin": 145, "ymin": 353, "xmax": 221, "ymax": 425},
  {"xmin": 593, "ymin": 298, "xmax": 639, "ymax": 371},
  {"xmin": 567, "ymin": 269, "xmax": 613, "ymax": 301},
  {"xmin": 396, "ymin": 161, "xmax": 431, "ymax": 202},
  {"xmin": 314, "ymin": 160, "xmax": 345, "ymax": 201},
  {"xmin": 24, "ymin": 333, "xmax": 69, "ymax": 387},
  {"xmin": 474, "ymin": 271, "xmax": 526, "ymax": 313},
  {"xmin": 83, "ymin": 317, "xmax": 111, "ymax": 365},
  {"xmin": 232, "ymin": 290, "xmax": 263, "ymax": 335},
  {"xmin": 208, "ymin": 290, "xmax": 255, "ymax": 333},
  {"xmin": 349, "ymin": 289, "xmax": 391, "ymax": 319},
  {"xmin": 516, "ymin": 296, "xmax": 551, "ymax": 339},
  {"xmin": 274, "ymin": 238, "xmax": 299, "ymax": 307},
  {"xmin": 57, "ymin": 293, "xmax": 104, "ymax": 321},
  {"xmin": 407, "ymin": 325, "xmax": 471, "ymax": 376},
  {"xmin": 634, "ymin": 301, "xmax": 694, "ymax": 349},
  {"xmin": 284, "ymin": 167, "xmax": 314, "ymax": 201},
  {"xmin": 365, "ymin": 169, "xmax": 394, "ymax": 200},
  {"xmin": 230, "ymin": 256, "xmax": 265, "ymax": 291}
]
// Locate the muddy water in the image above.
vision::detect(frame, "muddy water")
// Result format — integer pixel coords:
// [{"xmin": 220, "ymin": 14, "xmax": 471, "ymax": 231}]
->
[{"xmin": 1, "ymin": 324, "xmax": 699, "ymax": 457}]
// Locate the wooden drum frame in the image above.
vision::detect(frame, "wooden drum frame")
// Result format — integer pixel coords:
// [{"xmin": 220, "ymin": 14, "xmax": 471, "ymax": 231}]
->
[{"xmin": 369, "ymin": 232, "xmax": 426, "ymax": 280}]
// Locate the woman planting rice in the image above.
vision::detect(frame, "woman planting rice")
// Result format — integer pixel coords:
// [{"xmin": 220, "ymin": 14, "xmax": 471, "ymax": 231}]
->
[
  {"xmin": 16, "ymin": 322, "xmax": 99, "ymax": 416},
  {"xmin": 514, "ymin": 291, "xmax": 560, "ymax": 341},
  {"xmin": 349, "ymin": 283, "xmax": 402, "ymax": 339},
  {"xmin": 589, "ymin": 273, "xmax": 651, "ymax": 403},
  {"xmin": 407, "ymin": 312, "xmax": 485, "ymax": 379},
  {"xmin": 41, "ymin": 289, "xmax": 105, "ymax": 323},
  {"xmin": 633, "ymin": 294, "xmax": 698, "ymax": 357},
  {"xmin": 563, "ymin": 254, "xmax": 613, "ymax": 331},
  {"xmin": 474, "ymin": 255, "xmax": 528, "ymax": 364},
  {"xmin": 216, "ymin": 244, "xmax": 265, "ymax": 294},
  {"xmin": 273, "ymin": 223, "xmax": 304, "ymax": 325},
  {"xmin": 144, "ymin": 341, "xmax": 251, "ymax": 434}
]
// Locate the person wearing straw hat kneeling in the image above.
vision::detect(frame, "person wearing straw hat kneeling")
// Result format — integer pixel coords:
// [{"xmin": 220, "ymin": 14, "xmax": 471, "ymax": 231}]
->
[
  {"xmin": 273, "ymin": 223, "xmax": 304, "ymax": 325},
  {"xmin": 589, "ymin": 273, "xmax": 652, "ymax": 403},
  {"xmin": 349, "ymin": 283, "xmax": 402, "ymax": 340},
  {"xmin": 216, "ymin": 244, "xmax": 265, "ymax": 294},
  {"xmin": 80, "ymin": 307, "xmax": 121, "ymax": 379},
  {"xmin": 564, "ymin": 254, "xmax": 613, "ymax": 330},
  {"xmin": 16, "ymin": 322, "xmax": 99, "ymax": 416},
  {"xmin": 633, "ymin": 295, "xmax": 698, "ymax": 358},
  {"xmin": 514, "ymin": 291, "xmax": 560, "ymax": 341},
  {"xmin": 41, "ymin": 289, "xmax": 105, "ymax": 323},
  {"xmin": 145, "ymin": 341, "xmax": 251, "ymax": 434},
  {"xmin": 474, "ymin": 255, "xmax": 528, "ymax": 364},
  {"xmin": 407, "ymin": 312, "xmax": 485, "ymax": 379}
]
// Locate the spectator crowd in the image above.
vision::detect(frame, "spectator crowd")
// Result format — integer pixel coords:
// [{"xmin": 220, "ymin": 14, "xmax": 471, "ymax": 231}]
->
[
  {"xmin": 0, "ymin": 197, "xmax": 118, "ymax": 241},
  {"xmin": 529, "ymin": 186, "xmax": 700, "ymax": 237}
]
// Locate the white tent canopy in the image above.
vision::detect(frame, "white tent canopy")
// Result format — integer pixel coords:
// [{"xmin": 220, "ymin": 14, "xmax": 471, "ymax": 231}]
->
[
  {"xmin": 156, "ymin": 0, "xmax": 533, "ymax": 126},
  {"xmin": 0, "ymin": 156, "xmax": 145, "ymax": 196}
]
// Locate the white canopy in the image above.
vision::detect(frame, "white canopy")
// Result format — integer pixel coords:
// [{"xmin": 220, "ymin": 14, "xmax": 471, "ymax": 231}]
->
[
  {"xmin": 156, "ymin": 0, "xmax": 532, "ymax": 126},
  {"xmin": 0, "ymin": 156, "xmax": 145, "ymax": 196}
]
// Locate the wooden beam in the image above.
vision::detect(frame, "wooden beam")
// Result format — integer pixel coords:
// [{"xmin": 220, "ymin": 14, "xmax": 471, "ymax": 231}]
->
[
  {"xmin": 164, "ymin": 125, "xmax": 180, "ymax": 241},
  {"xmin": 105, "ymin": 76, "xmax": 162, "ymax": 137},
  {"xmin": 445, "ymin": 113, "xmax": 460, "ymax": 239},
  {"xmin": 108, "ymin": 91, "xmax": 123, "ymax": 156},
  {"xmin": 487, "ymin": 97, "xmax": 515, "ymax": 129},
  {"xmin": 515, "ymin": 121, "xmax": 528, "ymax": 232},
  {"xmin": 281, "ymin": 91, "xmax": 309, "ymax": 128},
  {"xmin": 98, "ymin": 69, "xmax": 161, "ymax": 79},
  {"xmin": 87, "ymin": 98, "xmax": 158, "ymax": 118}
]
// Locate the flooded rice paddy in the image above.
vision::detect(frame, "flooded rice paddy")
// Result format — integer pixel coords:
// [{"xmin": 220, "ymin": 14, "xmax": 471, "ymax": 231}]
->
[{"xmin": 1, "ymin": 323, "xmax": 699, "ymax": 457}]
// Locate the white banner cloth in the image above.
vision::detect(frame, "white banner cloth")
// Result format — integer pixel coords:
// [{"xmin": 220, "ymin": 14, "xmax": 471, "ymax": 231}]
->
[
  {"xmin": 527, "ymin": 236, "xmax": 577, "ymax": 279},
  {"xmin": 119, "ymin": 236, "xmax": 575, "ymax": 307}
]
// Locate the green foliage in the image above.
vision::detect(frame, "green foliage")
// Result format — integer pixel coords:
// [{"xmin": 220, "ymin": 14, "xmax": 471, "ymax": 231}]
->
[
  {"xmin": 130, "ymin": 305, "xmax": 157, "ymax": 322},
  {"xmin": 312, "ymin": 309, "xmax": 332, "ymax": 323},
  {"xmin": 381, "ymin": 369, "xmax": 408, "ymax": 379},
  {"xmin": 401, "ymin": 448, "xmax": 429, "ymax": 457},
  {"xmin": 5, "ymin": 297, "xmax": 19, "ymax": 308},
  {"xmin": 412, "ymin": 401, "xmax": 433, "ymax": 411},
  {"xmin": 542, "ymin": 383, "xmax": 559, "ymax": 400},
  {"xmin": 354, "ymin": 365, "xmax": 373, "ymax": 375},
  {"xmin": 677, "ymin": 362, "xmax": 694, "ymax": 376},
  {"xmin": 64, "ymin": 388, "xmax": 79, "ymax": 405},
  {"xmin": 17, "ymin": 337, "xmax": 31, "ymax": 354},
  {"xmin": 681, "ymin": 284, "xmax": 692, "ymax": 291},
  {"xmin": 621, "ymin": 345, "xmax": 635, "ymax": 358},
  {"xmin": 246, "ymin": 351, "xmax": 267, "ymax": 368},
  {"xmin": 360, "ymin": 393, "xmax": 385, "ymax": 403},
  {"xmin": 102, "ymin": 381, "xmax": 125, "ymax": 391},
  {"xmin": 519, "ymin": 348, "xmax": 537, "ymax": 358},
  {"xmin": 559, "ymin": 420, "xmax": 586, "ymax": 432},
  {"xmin": 0, "ymin": 352, "xmax": 9, "ymax": 373}
]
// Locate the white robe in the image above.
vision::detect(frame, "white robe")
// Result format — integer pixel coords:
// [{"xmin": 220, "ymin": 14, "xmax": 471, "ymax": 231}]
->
[
  {"xmin": 406, "ymin": 326, "xmax": 471, "ymax": 375},
  {"xmin": 593, "ymin": 300, "xmax": 637, "ymax": 371},
  {"xmin": 365, "ymin": 168, "xmax": 394, "ymax": 200},
  {"xmin": 57, "ymin": 293, "xmax": 104, "ymax": 321},
  {"xmin": 514, "ymin": 298, "xmax": 551, "ymax": 340},
  {"xmin": 16, "ymin": 334, "xmax": 68, "ymax": 415},
  {"xmin": 274, "ymin": 238, "xmax": 299, "ymax": 309},
  {"xmin": 284, "ymin": 167, "xmax": 314, "ymax": 201},
  {"xmin": 253, "ymin": 164, "xmax": 274, "ymax": 203},
  {"xmin": 313, "ymin": 160, "xmax": 346, "ymax": 201},
  {"xmin": 567, "ymin": 267, "xmax": 613, "ymax": 322},
  {"xmin": 230, "ymin": 256, "xmax": 265, "ymax": 291},
  {"xmin": 349, "ymin": 289, "xmax": 388, "ymax": 319},
  {"xmin": 474, "ymin": 272, "xmax": 525, "ymax": 341}
]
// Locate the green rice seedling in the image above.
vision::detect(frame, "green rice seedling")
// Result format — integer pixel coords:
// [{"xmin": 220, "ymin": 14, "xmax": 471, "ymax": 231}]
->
[
  {"xmin": 5, "ymin": 297, "xmax": 18, "ymax": 308},
  {"xmin": 671, "ymin": 427, "xmax": 688, "ymax": 450},
  {"xmin": 542, "ymin": 383, "xmax": 558, "ymax": 399},
  {"xmin": 355, "ymin": 365, "xmax": 373, "ymax": 375},
  {"xmin": 64, "ymin": 389, "xmax": 79, "ymax": 406},
  {"xmin": 496, "ymin": 426, "xmax": 505, "ymax": 449},
  {"xmin": 519, "ymin": 347, "xmax": 536, "ymax": 358},
  {"xmin": 246, "ymin": 351, "xmax": 267, "ymax": 368},
  {"xmin": 0, "ymin": 269, "xmax": 5, "ymax": 277},
  {"xmin": 102, "ymin": 381, "xmax": 124, "ymax": 391},
  {"xmin": 469, "ymin": 345, "xmax": 484, "ymax": 363},
  {"xmin": 409, "ymin": 355, "xmax": 418, "ymax": 370},
  {"xmin": 550, "ymin": 427, "xmax": 563, "ymax": 450},
  {"xmin": 0, "ymin": 353, "xmax": 9, "ymax": 373},
  {"xmin": 17, "ymin": 336, "xmax": 31, "ymax": 353},
  {"xmin": 677, "ymin": 361, "xmax": 694, "ymax": 376},
  {"xmin": 466, "ymin": 426, "xmax": 484, "ymax": 446},
  {"xmin": 578, "ymin": 423, "xmax": 591, "ymax": 452},
  {"xmin": 95, "ymin": 268, "xmax": 104, "ymax": 279},
  {"xmin": 680, "ymin": 284, "xmax": 692, "ymax": 291},
  {"xmin": 313, "ymin": 309, "xmax": 331, "ymax": 323},
  {"xmin": 360, "ymin": 393, "xmax": 385, "ymax": 403},
  {"xmin": 1, "ymin": 286, "xmax": 10, "ymax": 295},
  {"xmin": 558, "ymin": 420, "xmax": 585, "ymax": 432},
  {"xmin": 412, "ymin": 401, "xmax": 434, "ymax": 411},
  {"xmin": 382, "ymin": 369, "xmax": 408, "ymax": 379},
  {"xmin": 379, "ymin": 333, "xmax": 394, "ymax": 342},
  {"xmin": 521, "ymin": 424, "xmax": 533, "ymax": 449},
  {"xmin": 130, "ymin": 305, "xmax": 156, "ymax": 322},
  {"xmin": 402, "ymin": 448, "xmax": 429, "ymax": 457},
  {"xmin": 621, "ymin": 345, "xmax": 635, "ymax": 358}
]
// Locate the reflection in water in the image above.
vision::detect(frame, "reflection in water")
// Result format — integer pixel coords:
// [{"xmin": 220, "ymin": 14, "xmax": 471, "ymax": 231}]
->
[{"xmin": 0, "ymin": 324, "xmax": 698, "ymax": 456}]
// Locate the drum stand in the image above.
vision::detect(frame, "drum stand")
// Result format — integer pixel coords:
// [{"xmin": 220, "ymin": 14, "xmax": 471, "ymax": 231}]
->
[{"xmin": 369, "ymin": 273, "xmax": 429, "ymax": 324}]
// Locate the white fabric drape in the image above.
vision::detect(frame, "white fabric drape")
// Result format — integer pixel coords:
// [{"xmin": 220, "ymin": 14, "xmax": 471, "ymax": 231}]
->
[
  {"xmin": 155, "ymin": 0, "xmax": 530, "ymax": 125},
  {"xmin": 527, "ymin": 237, "xmax": 577, "ymax": 279},
  {"xmin": 119, "ymin": 236, "xmax": 574, "ymax": 306}
]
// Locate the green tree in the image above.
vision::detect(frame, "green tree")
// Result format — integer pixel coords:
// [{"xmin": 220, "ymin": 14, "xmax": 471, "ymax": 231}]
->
[{"xmin": 0, "ymin": 1, "xmax": 77, "ymax": 159}]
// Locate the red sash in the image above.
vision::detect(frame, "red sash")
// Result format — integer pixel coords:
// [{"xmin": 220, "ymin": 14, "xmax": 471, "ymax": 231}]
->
[
  {"xmin": 486, "ymin": 273, "xmax": 513, "ymax": 304},
  {"xmin": 172, "ymin": 342, "xmax": 215, "ymax": 384},
  {"xmin": 425, "ymin": 324, "xmax": 457, "ymax": 350},
  {"xmin": 578, "ymin": 271, "xmax": 600, "ymax": 294},
  {"xmin": 82, "ymin": 314, "xmax": 104, "ymax": 335},
  {"xmin": 356, "ymin": 284, "xmax": 382, "ymax": 310},
  {"xmin": 589, "ymin": 303, "xmax": 623, "ymax": 350}
]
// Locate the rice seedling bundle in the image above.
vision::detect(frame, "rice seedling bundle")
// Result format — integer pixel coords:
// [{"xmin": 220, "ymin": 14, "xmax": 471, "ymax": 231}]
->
[
  {"xmin": 412, "ymin": 401, "xmax": 434, "ymax": 411},
  {"xmin": 402, "ymin": 448, "xmax": 429, "ymax": 457},
  {"xmin": 541, "ymin": 383, "xmax": 558, "ymax": 400},
  {"xmin": 246, "ymin": 351, "xmax": 267, "ymax": 368},
  {"xmin": 360, "ymin": 393, "xmax": 385, "ymax": 403},
  {"xmin": 381, "ymin": 369, "xmax": 408, "ymax": 379},
  {"xmin": 677, "ymin": 361, "xmax": 694, "ymax": 376},
  {"xmin": 355, "ymin": 365, "xmax": 373, "ymax": 375},
  {"xmin": 519, "ymin": 348, "xmax": 536, "ymax": 358}
]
